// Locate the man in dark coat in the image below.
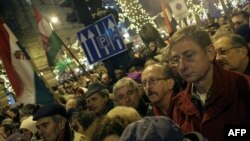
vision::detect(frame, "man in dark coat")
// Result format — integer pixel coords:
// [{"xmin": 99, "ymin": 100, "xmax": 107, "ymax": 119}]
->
[{"xmin": 33, "ymin": 103, "xmax": 87, "ymax": 141}]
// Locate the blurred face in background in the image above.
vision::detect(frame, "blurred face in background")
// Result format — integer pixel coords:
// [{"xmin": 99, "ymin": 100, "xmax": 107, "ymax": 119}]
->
[
  {"xmin": 114, "ymin": 69, "xmax": 125, "ymax": 80},
  {"xmin": 20, "ymin": 128, "xmax": 33, "ymax": 140},
  {"xmin": 86, "ymin": 93, "xmax": 108, "ymax": 114},
  {"xmin": 101, "ymin": 73, "xmax": 110, "ymax": 85},
  {"xmin": 148, "ymin": 41, "xmax": 157, "ymax": 52},
  {"xmin": 232, "ymin": 15, "xmax": 248, "ymax": 29}
]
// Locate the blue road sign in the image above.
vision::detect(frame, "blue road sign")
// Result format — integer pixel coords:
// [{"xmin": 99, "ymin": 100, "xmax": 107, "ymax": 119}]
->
[{"xmin": 77, "ymin": 14, "xmax": 127, "ymax": 64}]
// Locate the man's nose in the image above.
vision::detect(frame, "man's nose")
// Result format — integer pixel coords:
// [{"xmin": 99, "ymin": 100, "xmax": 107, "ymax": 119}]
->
[{"xmin": 178, "ymin": 58, "xmax": 189, "ymax": 72}]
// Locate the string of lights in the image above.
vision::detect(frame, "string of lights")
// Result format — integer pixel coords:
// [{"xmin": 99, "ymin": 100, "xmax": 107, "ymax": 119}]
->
[{"xmin": 115, "ymin": 0, "xmax": 156, "ymax": 33}]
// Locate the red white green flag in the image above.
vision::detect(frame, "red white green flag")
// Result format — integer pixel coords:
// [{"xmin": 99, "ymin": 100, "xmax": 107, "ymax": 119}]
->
[
  {"xmin": 32, "ymin": 5, "xmax": 63, "ymax": 66},
  {"xmin": 0, "ymin": 19, "xmax": 54, "ymax": 104}
]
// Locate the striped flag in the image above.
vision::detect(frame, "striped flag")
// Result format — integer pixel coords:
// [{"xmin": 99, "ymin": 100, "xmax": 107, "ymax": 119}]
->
[
  {"xmin": 32, "ymin": 5, "xmax": 63, "ymax": 66},
  {"xmin": 161, "ymin": 0, "xmax": 173, "ymax": 34},
  {"xmin": 0, "ymin": 19, "xmax": 54, "ymax": 104}
]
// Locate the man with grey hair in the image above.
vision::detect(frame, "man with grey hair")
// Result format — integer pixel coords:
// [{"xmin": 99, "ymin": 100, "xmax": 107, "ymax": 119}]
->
[
  {"xmin": 213, "ymin": 33, "xmax": 250, "ymax": 75},
  {"xmin": 113, "ymin": 77, "xmax": 152, "ymax": 116},
  {"xmin": 33, "ymin": 102, "xmax": 86, "ymax": 141}
]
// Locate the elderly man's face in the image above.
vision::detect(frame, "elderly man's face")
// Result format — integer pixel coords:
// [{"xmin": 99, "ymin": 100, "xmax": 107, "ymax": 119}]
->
[
  {"xmin": 115, "ymin": 85, "xmax": 140, "ymax": 109},
  {"xmin": 213, "ymin": 36, "xmax": 247, "ymax": 72},
  {"xmin": 36, "ymin": 117, "xmax": 63, "ymax": 141},
  {"xmin": 141, "ymin": 65, "xmax": 172, "ymax": 105}
]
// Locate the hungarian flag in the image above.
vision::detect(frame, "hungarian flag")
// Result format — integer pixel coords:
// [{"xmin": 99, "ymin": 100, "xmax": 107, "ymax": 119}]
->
[
  {"xmin": 32, "ymin": 5, "xmax": 63, "ymax": 66},
  {"xmin": 0, "ymin": 19, "xmax": 54, "ymax": 104}
]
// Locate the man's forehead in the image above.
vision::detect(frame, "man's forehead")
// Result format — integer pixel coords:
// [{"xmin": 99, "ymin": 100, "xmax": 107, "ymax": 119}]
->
[{"xmin": 171, "ymin": 41, "xmax": 200, "ymax": 54}]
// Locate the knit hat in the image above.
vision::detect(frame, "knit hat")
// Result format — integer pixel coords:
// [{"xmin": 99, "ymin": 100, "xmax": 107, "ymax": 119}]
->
[
  {"xmin": 33, "ymin": 102, "xmax": 66, "ymax": 120},
  {"xmin": 85, "ymin": 82, "xmax": 109, "ymax": 98},
  {"xmin": 20, "ymin": 116, "xmax": 37, "ymax": 135},
  {"xmin": 120, "ymin": 116, "xmax": 183, "ymax": 141}
]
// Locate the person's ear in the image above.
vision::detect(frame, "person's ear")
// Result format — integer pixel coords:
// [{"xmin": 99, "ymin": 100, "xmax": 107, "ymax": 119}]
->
[
  {"xmin": 168, "ymin": 78, "xmax": 175, "ymax": 90},
  {"xmin": 59, "ymin": 118, "xmax": 66, "ymax": 130},
  {"xmin": 239, "ymin": 47, "xmax": 248, "ymax": 56},
  {"xmin": 207, "ymin": 45, "xmax": 216, "ymax": 61}
]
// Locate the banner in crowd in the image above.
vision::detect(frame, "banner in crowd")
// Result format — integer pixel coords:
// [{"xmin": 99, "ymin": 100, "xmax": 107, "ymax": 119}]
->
[
  {"xmin": 168, "ymin": 0, "xmax": 188, "ymax": 20},
  {"xmin": 32, "ymin": 5, "xmax": 63, "ymax": 66},
  {"xmin": 0, "ymin": 19, "xmax": 54, "ymax": 104}
]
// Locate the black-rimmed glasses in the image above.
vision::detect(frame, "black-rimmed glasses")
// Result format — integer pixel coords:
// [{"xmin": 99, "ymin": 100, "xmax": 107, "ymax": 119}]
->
[
  {"xmin": 142, "ymin": 77, "xmax": 168, "ymax": 87},
  {"xmin": 170, "ymin": 51, "xmax": 196, "ymax": 65}
]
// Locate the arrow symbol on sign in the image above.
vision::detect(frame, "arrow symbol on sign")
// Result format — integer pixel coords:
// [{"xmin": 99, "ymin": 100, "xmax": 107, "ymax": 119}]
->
[
  {"xmin": 80, "ymin": 33, "xmax": 94, "ymax": 62},
  {"xmin": 95, "ymin": 24, "xmax": 110, "ymax": 55},
  {"xmin": 108, "ymin": 19, "xmax": 122, "ymax": 49},
  {"xmin": 88, "ymin": 30, "xmax": 101, "ymax": 58}
]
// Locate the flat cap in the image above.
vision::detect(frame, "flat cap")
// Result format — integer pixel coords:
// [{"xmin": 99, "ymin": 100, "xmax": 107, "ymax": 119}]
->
[
  {"xmin": 33, "ymin": 102, "xmax": 66, "ymax": 121},
  {"xmin": 85, "ymin": 82, "xmax": 108, "ymax": 98}
]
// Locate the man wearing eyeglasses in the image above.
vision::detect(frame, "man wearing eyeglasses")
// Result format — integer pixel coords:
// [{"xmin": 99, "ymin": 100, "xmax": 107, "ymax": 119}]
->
[
  {"xmin": 213, "ymin": 34, "xmax": 250, "ymax": 75},
  {"xmin": 169, "ymin": 25, "xmax": 250, "ymax": 141},
  {"xmin": 141, "ymin": 64, "xmax": 177, "ymax": 117}
]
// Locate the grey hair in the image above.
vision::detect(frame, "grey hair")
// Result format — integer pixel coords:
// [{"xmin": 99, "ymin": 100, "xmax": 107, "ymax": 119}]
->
[{"xmin": 113, "ymin": 77, "xmax": 139, "ymax": 98}]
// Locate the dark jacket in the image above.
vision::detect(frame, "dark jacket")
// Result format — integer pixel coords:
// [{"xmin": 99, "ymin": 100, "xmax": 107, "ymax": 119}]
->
[
  {"xmin": 172, "ymin": 65, "xmax": 250, "ymax": 141},
  {"xmin": 244, "ymin": 61, "xmax": 250, "ymax": 76},
  {"xmin": 136, "ymin": 98, "xmax": 152, "ymax": 117},
  {"xmin": 59, "ymin": 122, "xmax": 87, "ymax": 141}
]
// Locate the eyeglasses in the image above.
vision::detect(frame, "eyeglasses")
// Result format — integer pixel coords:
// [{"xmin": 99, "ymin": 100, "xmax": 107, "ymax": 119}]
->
[
  {"xmin": 142, "ymin": 77, "xmax": 168, "ymax": 87},
  {"xmin": 170, "ymin": 51, "xmax": 197, "ymax": 65},
  {"xmin": 215, "ymin": 47, "xmax": 238, "ymax": 56}
]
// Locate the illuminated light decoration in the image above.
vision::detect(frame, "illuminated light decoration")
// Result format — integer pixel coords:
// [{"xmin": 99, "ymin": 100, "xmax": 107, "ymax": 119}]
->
[
  {"xmin": 115, "ymin": 0, "xmax": 156, "ymax": 33},
  {"xmin": 0, "ymin": 61, "xmax": 13, "ymax": 92},
  {"xmin": 186, "ymin": 0, "xmax": 206, "ymax": 16},
  {"xmin": 50, "ymin": 16, "xmax": 58, "ymax": 23}
]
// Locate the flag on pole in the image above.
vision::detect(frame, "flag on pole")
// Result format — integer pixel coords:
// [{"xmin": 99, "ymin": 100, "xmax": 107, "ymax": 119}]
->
[
  {"xmin": 161, "ymin": 0, "xmax": 173, "ymax": 34},
  {"xmin": 0, "ymin": 19, "xmax": 54, "ymax": 104},
  {"xmin": 32, "ymin": 5, "xmax": 63, "ymax": 66}
]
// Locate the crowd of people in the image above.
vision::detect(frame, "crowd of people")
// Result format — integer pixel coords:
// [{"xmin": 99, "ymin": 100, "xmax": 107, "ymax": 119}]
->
[{"xmin": 0, "ymin": 4, "xmax": 250, "ymax": 141}]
